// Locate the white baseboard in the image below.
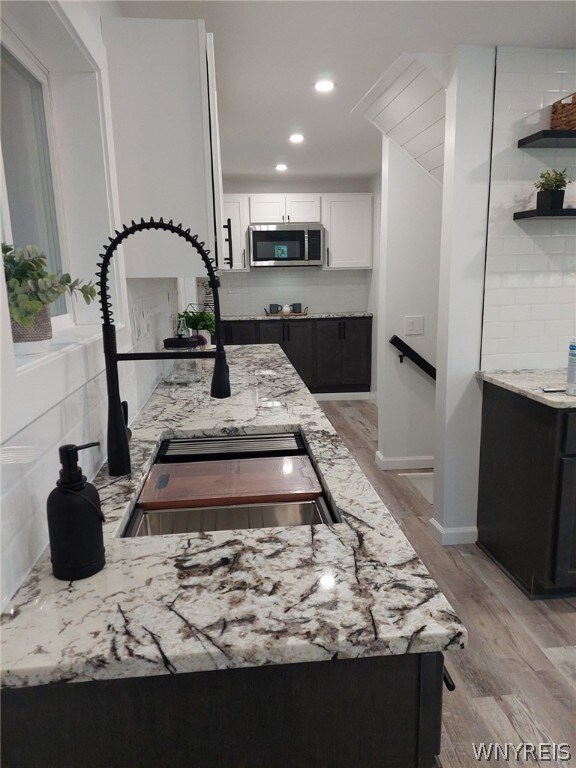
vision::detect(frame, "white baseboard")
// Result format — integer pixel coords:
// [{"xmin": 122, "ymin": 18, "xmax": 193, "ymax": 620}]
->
[
  {"xmin": 429, "ymin": 517, "xmax": 478, "ymax": 545},
  {"xmin": 314, "ymin": 392, "xmax": 373, "ymax": 402},
  {"xmin": 375, "ymin": 450, "xmax": 434, "ymax": 470}
]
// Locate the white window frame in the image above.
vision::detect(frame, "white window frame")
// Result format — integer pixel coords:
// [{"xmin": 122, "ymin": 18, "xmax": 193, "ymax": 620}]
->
[{"xmin": 1, "ymin": 22, "xmax": 75, "ymax": 330}]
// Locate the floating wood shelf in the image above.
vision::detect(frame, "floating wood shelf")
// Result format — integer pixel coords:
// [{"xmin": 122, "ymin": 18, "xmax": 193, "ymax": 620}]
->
[
  {"xmin": 513, "ymin": 208, "xmax": 576, "ymax": 220},
  {"xmin": 517, "ymin": 130, "xmax": 576, "ymax": 149}
]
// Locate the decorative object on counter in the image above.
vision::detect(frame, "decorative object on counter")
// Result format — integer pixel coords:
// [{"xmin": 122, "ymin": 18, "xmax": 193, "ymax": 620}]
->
[
  {"xmin": 162, "ymin": 319, "xmax": 201, "ymax": 384},
  {"xmin": 263, "ymin": 305, "xmax": 308, "ymax": 316},
  {"xmin": 533, "ymin": 168, "xmax": 572, "ymax": 210},
  {"xmin": 550, "ymin": 92, "xmax": 576, "ymax": 131},
  {"xmin": 2, "ymin": 242, "xmax": 96, "ymax": 346},
  {"xmin": 177, "ymin": 303, "xmax": 216, "ymax": 346},
  {"xmin": 97, "ymin": 217, "xmax": 231, "ymax": 477},
  {"xmin": 47, "ymin": 442, "xmax": 105, "ymax": 581},
  {"xmin": 567, "ymin": 338, "xmax": 576, "ymax": 396}
]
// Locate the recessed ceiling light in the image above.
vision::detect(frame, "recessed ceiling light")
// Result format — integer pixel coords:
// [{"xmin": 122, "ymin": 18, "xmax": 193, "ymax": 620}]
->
[
  {"xmin": 289, "ymin": 133, "xmax": 304, "ymax": 144},
  {"xmin": 314, "ymin": 79, "xmax": 335, "ymax": 93},
  {"xmin": 275, "ymin": 163, "xmax": 288, "ymax": 172}
]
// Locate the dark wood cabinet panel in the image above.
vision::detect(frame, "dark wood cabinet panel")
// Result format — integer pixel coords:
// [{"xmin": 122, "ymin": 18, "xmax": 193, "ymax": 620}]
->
[
  {"xmin": 341, "ymin": 317, "xmax": 372, "ymax": 389},
  {"xmin": 258, "ymin": 321, "xmax": 284, "ymax": 345},
  {"xmin": 223, "ymin": 317, "xmax": 372, "ymax": 394},
  {"xmin": 477, "ymin": 383, "xmax": 576, "ymax": 597},
  {"xmin": 314, "ymin": 318, "xmax": 372, "ymax": 393},
  {"xmin": 315, "ymin": 320, "xmax": 343, "ymax": 389},
  {"xmin": 222, "ymin": 320, "xmax": 258, "ymax": 345},
  {"xmin": 284, "ymin": 320, "xmax": 315, "ymax": 389},
  {"xmin": 2, "ymin": 653, "xmax": 444, "ymax": 768}
]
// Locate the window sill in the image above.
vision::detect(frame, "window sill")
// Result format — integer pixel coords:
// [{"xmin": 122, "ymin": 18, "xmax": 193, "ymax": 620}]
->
[{"xmin": 14, "ymin": 324, "xmax": 104, "ymax": 371}]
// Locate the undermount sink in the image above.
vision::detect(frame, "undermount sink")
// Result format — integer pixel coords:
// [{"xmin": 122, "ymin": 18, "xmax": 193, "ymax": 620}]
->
[
  {"xmin": 123, "ymin": 497, "xmax": 333, "ymax": 537},
  {"xmin": 122, "ymin": 432, "xmax": 340, "ymax": 537}
]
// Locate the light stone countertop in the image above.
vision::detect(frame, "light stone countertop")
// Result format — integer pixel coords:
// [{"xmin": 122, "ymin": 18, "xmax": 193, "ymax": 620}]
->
[
  {"xmin": 477, "ymin": 368, "xmax": 576, "ymax": 409},
  {"xmin": 1, "ymin": 345, "xmax": 466, "ymax": 690},
  {"xmin": 223, "ymin": 311, "xmax": 372, "ymax": 320}
]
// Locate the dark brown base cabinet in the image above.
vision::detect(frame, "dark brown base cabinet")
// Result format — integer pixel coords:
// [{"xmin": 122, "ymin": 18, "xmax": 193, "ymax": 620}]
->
[
  {"xmin": 222, "ymin": 316, "xmax": 372, "ymax": 393},
  {"xmin": 477, "ymin": 383, "xmax": 576, "ymax": 597},
  {"xmin": 2, "ymin": 653, "xmax": 444, "ymax": 768}
]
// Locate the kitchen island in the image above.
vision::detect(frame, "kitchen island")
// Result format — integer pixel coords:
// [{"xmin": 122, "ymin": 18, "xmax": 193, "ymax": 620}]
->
[
  {"xmin": 2, "ymin": 345, "xmax": 466, "ymax": 767},
  {"xmin": 477, "ymin": 368, "xmax": 576, "ymax": 597}
]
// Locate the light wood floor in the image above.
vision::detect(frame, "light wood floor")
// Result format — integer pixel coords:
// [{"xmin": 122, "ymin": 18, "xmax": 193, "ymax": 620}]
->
[{"xmin": 319, "ymin": 399, "xmax": 576, "ymax": 768}]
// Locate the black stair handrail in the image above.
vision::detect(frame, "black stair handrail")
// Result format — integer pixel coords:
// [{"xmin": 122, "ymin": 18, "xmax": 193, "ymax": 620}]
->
[{"xmin": 389, "ymin": 335, "xmax": 436, "ymax": 381}]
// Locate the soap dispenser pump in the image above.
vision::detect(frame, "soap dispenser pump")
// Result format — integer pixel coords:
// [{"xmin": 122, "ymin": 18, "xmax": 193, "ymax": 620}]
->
[{"xmin": 47, "ymin": 442, "xmax": 105, "ymax": 581}]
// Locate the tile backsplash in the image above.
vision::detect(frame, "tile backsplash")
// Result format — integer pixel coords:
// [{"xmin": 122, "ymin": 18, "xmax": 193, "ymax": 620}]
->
[
  {"xmin": 481, "ymin": 47, "xmax": 576, "ymax": 371},
  {"xmin": 0, "ymin": 279, "xmax": 177, "ymax": 608}
]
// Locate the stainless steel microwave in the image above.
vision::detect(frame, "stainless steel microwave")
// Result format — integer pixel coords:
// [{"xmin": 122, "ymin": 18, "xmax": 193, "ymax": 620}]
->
[{"xmin": 248, "ymin": 223, "xmax": 324, "ymax": 267}]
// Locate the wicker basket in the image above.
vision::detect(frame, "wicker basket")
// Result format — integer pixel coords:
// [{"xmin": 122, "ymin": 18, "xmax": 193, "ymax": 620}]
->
[
  {"xmin": 10, "ymin": 305, "xmax": 53, "ymax": 343},
  {"xmin": 550, "ymin": 93, "xmax": 576, "ymax": 130}
]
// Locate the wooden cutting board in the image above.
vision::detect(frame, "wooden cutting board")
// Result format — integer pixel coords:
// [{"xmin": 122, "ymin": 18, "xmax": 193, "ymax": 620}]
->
[{"xmin": 138, "ymin": 455, "xmax": 323, "ymax": 509}]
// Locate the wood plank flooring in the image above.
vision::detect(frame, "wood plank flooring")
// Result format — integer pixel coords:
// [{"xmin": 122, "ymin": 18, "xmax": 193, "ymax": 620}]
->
[{"xmin": 319, "ymin": 399, "xmax": 576, "ymax": 768}]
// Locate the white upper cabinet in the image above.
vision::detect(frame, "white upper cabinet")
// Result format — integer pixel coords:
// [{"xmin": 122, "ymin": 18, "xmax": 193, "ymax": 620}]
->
[
  {"xmin": 222, "ymin": 195, "xmax": 250, "ymax": 271},
  {"xmin": 102, "ymin": 18, "xmax": 220, "ymax": 278},
  {"xmin": 321, "ymin": 194, "xmax": 373, "ymax": 269},
  {"xmin": 249, "ymin": 194, "xmax": 320, "ymax": 223}
]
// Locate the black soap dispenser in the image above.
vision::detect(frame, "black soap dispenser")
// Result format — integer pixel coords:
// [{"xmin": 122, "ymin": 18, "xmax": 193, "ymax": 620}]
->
[{"xmin": 47, "ymin": 442, "xmax": 106, "ymax": 581}]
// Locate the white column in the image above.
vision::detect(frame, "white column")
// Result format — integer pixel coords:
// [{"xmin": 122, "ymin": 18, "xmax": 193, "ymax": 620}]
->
[{"xmin": 432, "ymin": 46, "xmax": 496, "ymax": 545}]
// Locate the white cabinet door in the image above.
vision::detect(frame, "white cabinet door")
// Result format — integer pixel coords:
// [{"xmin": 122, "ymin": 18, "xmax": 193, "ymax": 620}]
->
[
  {"xmin": 222, "ymin": 195, "xmax": 249, "ymax": 271},
  {"xmin": 285, "ymin": 194, "xmax": 320, "ymax": 222},
  {"xmin": 103, "ymin": 18, "xmax": 216, "ymax": 278},
  {"xmin": 321, "ymin": 194, "xmax": 373, "ymax": 269},
  {"xmin": 249, "ymin": 194, "xmax": 321, "ymax": 223},
  {"xmin": 249, "ymin": 195, "xmax": 286, "ymax": 223},
  {"xmin": 206, "ymin": 33, "xmax": 224, "ymax": 271}
]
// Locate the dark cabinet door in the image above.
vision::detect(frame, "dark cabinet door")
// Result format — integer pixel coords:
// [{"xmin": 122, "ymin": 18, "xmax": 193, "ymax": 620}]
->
[
  {"xmin": 555, "ymin": 456, "xmax": 576, "ymax": 587},
  {"xmin": 341, "ymin": 317, "xmax": 372, "ymax": 388},
  {"xmin": 315, "ymin": 318, "xmax": 372, "ymax": 392},
  {"xmin": 315, "ymin": 320, "xmax": 343, "ymax": 389},
  {"xmin": 258, "ymin": 321, "xmax": 284, "ymax": 345},
  {"xmin": 224, "ymin": 321, "xmax": 259, "ymax": 345},
  {"xmin": 283, "ymin": 321, "xmax": 315, "ymax": 389}
]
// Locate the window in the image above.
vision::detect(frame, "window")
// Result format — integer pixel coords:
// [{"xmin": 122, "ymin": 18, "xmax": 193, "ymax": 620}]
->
[{"xmin": 1, "ymin": 45, "xmax": 65, "ymax": 316}]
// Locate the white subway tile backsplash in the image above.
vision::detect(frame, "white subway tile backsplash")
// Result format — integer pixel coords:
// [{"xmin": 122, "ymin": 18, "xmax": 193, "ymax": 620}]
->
[
  {"xmin": 484, "ymin": 322, "xmax": 515, "ymax": 338},
  {"xmin": 515, "ymin": 287, "xmax": 548, "ymax": 305},
  {"xmin": 531, "ymin": 304, "xmax": 561, "ymax": 321},
  {"xmin": 484, "ymin": 288, "xmax": 517, "ymax": 306},
  {"xmin": 499, "ymin": 304, "xmax": 531, "ymax": 321}
]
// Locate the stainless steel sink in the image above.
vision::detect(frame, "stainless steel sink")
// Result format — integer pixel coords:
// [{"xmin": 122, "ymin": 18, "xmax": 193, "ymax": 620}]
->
[
  {"xmin": 121, "ymin": 431, "xmax": 339, "ymax": 537},
  {"xmin": 124, "ymin": 497, "xmax": 334, "ymax": 537}
]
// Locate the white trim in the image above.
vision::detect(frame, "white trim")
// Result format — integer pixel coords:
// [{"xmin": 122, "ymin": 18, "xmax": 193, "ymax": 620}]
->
[
  {"xmin": 375, "ymin": 450, "xmax": 434, "ymax": 470},
  {"xmin": 429, "ymin": 517, "xmax": 478, "ymax": 545},
  {"xmin": 314, "ymin": 392, "xmax": 373, "ymax": 402}
]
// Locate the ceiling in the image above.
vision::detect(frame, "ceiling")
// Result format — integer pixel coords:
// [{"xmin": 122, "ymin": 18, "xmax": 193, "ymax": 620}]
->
[{"xmin": 119, "ymin": 1, "xmax": 576, "ymax": 182}]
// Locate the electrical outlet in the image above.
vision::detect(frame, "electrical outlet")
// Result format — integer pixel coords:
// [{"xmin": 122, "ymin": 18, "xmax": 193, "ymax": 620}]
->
[{"xmin": 405, "ymin": 315, "xmax": 424, "ymax": 335}]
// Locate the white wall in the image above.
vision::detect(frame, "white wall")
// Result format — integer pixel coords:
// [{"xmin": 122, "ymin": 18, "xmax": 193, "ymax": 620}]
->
[
  {"xmin": 0, "ymin": 2, "xmax": 176, "ymax": 608},
  {"xmin": 102, "ymin": 17, "xmax": 214, "ymax": 279},
  {"xmin": 482, "ymin": 47, "xmax": 576, "ymax": 370},
  {"xmin": 220, "ymin": 267, "xmax": 372, "ymax": 316},
  {"xmin": 432, "ymin": 46, "xmax": 496, "ymax": 546},
  {"xmin": 375, "ymin": 139, "xmax": 442, "ymax": 469},
  {"xmin": 223, "ymin": 177, "xmax": 373, "ymax": 193}
]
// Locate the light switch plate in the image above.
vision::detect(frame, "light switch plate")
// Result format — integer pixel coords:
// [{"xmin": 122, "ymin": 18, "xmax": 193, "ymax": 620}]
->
[{"xmin": 405, "ymin": 315, "xmax": 424, "ymax": 335}]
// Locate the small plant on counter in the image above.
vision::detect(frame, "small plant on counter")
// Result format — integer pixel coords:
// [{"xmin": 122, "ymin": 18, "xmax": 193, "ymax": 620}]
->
[
  {"xmin": 533, "ymin": 168, "xmax": 572, "ymax": 191},
  {"xmin": 177, "ymin": 304, "xmax": 216, "ymax": 336},
  {"xmin": 3, "ymin": 242, "xmax": 97, "ymax": 328}
]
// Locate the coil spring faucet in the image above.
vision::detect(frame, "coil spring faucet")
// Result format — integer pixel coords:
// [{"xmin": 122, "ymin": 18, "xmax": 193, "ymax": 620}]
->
[{"xmin": 97, "ymin": 218, "xmax": 231, "ymax": 477}]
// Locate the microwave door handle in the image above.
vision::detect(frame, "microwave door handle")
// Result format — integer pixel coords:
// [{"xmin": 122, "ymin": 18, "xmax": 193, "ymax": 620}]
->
[
  {"xmin": 304, "ymin": 229, "xmax": 309, "ymax": 262},
  {"xmin": 223, "ymin": 218, "xmax": 233, "ymax": 268}
]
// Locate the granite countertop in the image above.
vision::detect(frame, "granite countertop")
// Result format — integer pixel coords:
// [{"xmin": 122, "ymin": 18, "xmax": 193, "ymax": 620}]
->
[
  {"xmin": 477, "ymin": 368, "xmax": 576, "ymax": 409},
  {"xmin": 223, "ymin": 311, "xmax": 372, "ymax": 321},
  {"xmin": 1, "ymin": 345, "xmax": 466, "ymax": 690}
]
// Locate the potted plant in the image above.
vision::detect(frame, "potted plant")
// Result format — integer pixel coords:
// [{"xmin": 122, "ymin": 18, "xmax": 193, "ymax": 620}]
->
[
  {"xmin": 533, "ymin": 168, "xmax": 572, "ymax": 210},
  {"xmin": 3, "ymin": 242, "xmax": 97, "ymax": 345},
  {"xmin": 177, "ymin": 303, "xmax": 216, "ymax": 346}
]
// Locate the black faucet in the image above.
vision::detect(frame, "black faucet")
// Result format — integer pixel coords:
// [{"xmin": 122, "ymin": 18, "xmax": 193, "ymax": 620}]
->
[{"xmin": 97, "ymin": 218, "xmax": 230, "ymax": 477}]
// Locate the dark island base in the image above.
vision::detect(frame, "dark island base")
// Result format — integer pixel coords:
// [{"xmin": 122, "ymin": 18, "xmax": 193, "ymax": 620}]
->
[{"xmin": 2, "ymin": 652, "xmax": 445, "ymax": 768}]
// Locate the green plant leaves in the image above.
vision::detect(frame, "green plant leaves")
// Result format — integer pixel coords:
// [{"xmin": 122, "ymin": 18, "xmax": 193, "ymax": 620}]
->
[{"xmin": 2, "ymin": 242, "xmax": 97, "ymax": 327}]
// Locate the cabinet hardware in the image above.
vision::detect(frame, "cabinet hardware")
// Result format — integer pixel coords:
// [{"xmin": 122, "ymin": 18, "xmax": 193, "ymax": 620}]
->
[
  {"xmin": 327, "ymin": 247, "xmax": 330, "ymax": 267},
  {"xmin": 242, "ymin": 248, "xmax": 246, "ymax": 269},
  {"xmin": 286, "ymin": 323, "xmax": 290, "ymax": 342},
  {"xmin": 223, "ymin": 218, "xmax": 233, "ymax": 268}
]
